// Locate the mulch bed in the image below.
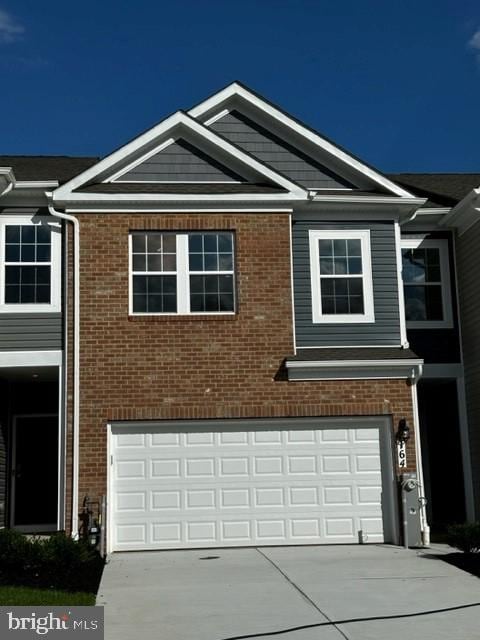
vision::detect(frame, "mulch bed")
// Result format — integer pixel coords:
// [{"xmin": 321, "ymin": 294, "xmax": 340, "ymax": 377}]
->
[{"xmin": 439, "ymin": 553, "xmax": 480, "ymax": 578}]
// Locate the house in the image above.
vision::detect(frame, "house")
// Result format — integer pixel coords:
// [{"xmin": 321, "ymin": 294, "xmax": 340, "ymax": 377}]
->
[{"xmin": 0, "ymin": 82, "xmax": 477, "ymax": 551}]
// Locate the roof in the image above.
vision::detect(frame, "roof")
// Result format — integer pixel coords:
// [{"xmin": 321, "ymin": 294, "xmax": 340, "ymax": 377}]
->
[
  {"xmin": 388, "ymin": 173, "xmax": 480, "ymax": 207},
  {"xmin": 0, "ymin": 156, "xmax": 99, "ymax": 184},
  {"xmin": 287, "ymin": 347, "xmax": 421, "ymax": 362},
  {"xmin": 75, "ymin": 183, "xmax": 287, "ymax": 194}
]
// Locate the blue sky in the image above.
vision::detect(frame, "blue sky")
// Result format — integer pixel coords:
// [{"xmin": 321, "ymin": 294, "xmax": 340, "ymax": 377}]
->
[{"xmin": 0, "ymin": 0, "xmax": 479, "ymax": 171}]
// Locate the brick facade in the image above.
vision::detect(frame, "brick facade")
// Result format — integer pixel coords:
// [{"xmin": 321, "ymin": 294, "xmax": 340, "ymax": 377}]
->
[{"xmin": 65, "ymin": 211, "xmax": 415, "ymax": 529}]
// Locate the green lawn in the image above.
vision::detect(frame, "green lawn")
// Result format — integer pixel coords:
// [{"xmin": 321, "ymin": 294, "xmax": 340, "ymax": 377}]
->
[{"xmin": 0, "ymin": 585, "xmax": 96, "ymax": 606}]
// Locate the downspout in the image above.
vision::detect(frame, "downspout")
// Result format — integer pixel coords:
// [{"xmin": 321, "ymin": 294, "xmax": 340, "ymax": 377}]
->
[
  {"xmin": 46, "ymin": 196, "xmax": 80, "ymax": 539},
  {"xmin": 411, "ymin": 364, "xmax": 430, "ymax": 546}
]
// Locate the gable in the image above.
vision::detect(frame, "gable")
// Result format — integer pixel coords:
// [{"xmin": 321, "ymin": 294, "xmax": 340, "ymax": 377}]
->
[
  {"xmin": 116, "ymin": 139, "xmax": 245, "ymax": 183},
  {"xmin": 210, "ymin": 110, "xmax": 353, "ymax": 190}
]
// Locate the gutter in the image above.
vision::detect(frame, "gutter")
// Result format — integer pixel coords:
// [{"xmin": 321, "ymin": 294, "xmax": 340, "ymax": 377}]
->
[
  {"xmin": 0, "ymin": 168, "xmax": 16, "ymax": 197},
  {"xmin": 441, "ymin": 188, "xmax": 480, "ymax": 236},
  {"xmin": 46, "ymin": 195, "xmax": 81, "ymax": 539}
]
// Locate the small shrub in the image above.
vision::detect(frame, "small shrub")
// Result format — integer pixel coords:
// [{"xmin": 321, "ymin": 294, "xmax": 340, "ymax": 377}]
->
[
  {"xmin": 0, "ymin": 530, "xmax": 104, "ymax": 593},
  {"xmin": 446, "ymin": 523, "xmax": 480, "ymax": 554}
]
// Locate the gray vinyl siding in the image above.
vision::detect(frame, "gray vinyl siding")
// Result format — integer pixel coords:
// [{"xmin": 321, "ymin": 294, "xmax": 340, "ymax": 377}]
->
[
  {"xmin": 0, "ymin": 314, "xmax": 62, "ymax": 351},
  {"xmin": 455, "ymin": 222, "xmax": 480, "ymax": 516},
  {"xmin": 118, "ymin": 139, "xmax": 244, "ymax": 183},
  {"xmin": 293, "ymin": 220, "xmax": 401, "ymax": 347},
  {"xmin": 210, "ymin": 111, "xmax": 352, "ymax": 189},
  {"xmin": 0, "ymin": 380, "xmax": 6, "ymax": 526}
]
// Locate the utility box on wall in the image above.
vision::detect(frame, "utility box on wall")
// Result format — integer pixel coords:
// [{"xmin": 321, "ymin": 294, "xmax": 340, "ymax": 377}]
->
[{"xmin": 401, "ymin": 472, "xmax": 423, "ymax": 548}]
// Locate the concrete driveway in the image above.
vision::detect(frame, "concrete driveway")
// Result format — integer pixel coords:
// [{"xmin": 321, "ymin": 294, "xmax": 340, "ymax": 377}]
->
[{"xmin": 97, "ymin": 545, "xmax": 480, "ymax": 640}]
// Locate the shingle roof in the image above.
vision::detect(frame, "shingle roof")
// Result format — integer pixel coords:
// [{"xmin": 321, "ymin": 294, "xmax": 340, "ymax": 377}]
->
[
  {"xmin": 288, "ymin": 347, "xmax": 421, "ymax": 362},
  {"xmin": 75, "ymin": 182, "xmax": 287, "ymax": 194},
  {"xmin": 0, "ymin": 156, "xmax": 99, "ymax": 184},
  {"xmin": 388, "ymin": 173, "xmax": 480, "ymax": 207}
]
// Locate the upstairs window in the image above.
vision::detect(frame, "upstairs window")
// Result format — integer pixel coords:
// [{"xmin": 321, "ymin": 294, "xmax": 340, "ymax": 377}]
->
[
  {"xmin": 401, "ymin": 238, "xmax": 453, "ymax": 328},
  {"xmin": 129, "ymin": 231, "xmax": 235, "ymax": 315},
  {"xmin": 309, "ymin": 230, "xmax": 375, "ymax": 323},
  {"xmin": 0, "ymin": 218, "xmax": 61, "ymax": 313}
]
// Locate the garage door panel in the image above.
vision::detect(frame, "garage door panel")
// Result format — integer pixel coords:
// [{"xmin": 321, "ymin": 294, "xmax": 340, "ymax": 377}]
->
[{"xmin": 111, "ymin": 422, "xmax": 393, "ymax": 550}]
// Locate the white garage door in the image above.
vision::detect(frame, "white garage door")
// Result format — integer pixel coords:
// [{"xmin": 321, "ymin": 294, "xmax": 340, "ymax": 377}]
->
[{"xmin": 109, "ymin": 418, "xmax": 395, "ymax": 551}]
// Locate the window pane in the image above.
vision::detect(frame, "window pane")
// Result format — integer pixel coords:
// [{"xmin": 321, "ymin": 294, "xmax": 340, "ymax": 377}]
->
[
  {"xmin": 20, "ymin": 285, "xmax": 35, "ymax": 303},
  {"xmin": 133, "ymin": 275, "xmax": 147, "ymax": 294},
  {"xmin": 348, "ymin": 257, "xmax": 362, "ymax": 274},
  {"xmin": 404, "ymin": 285, "xmax": 427, "ymax": 320},
  {"xmin": 162, "ymin": 254, "xmax": 176, "ymax": 272},
  {"xmin": 36, "ymin": 266, "xmax": 50, "ymax": 285},
  {"xmin": 320, "ymin": 277, "xmax": 364, "ymax": 315},
  {"xmin": 133, "ymin": 255, "xmax": 146, "ymax": 271},
  {"xmin": 163, "ymin": 235, "xmax": 177, "ymax": 253},
  {"xmin": 189, "ymin": 234, "xmax": 203, "ymax": 252},
  {"xmin": 335, "ymin": 297, "xmax": 349, "ymax": 314},
  {"xmin": 5, "ymin": 245, "xmax": 20, "ymax": 262},
  {"xmin": 147, "ymin": 234, "xmax": 163, "ymax": 253},
  {"xmin": 133, "ymin": 294, "xmax": 147, "ymax": 312},
  {"xmin": 132, "ymin": 275, "xmax": 177, "ymax": 313},
  {"xmin": 333, "ymin": 239, "xmax": 347, "ymax": 256},
  {"xmin": 147, "ymin": 255, "xmax": 163, "ymax": 271},
  {"xmin": 218, "ymin": 275, "xmax": 233, "ymax": 293},
  {"xmin": 189, "ymin": 274, "xmax": 234, "ymax": 312},
  {"xmin": 321, "ymin": 296, "xmax": 335, "ymax": 314},
  {"xmin": 20, "ymin": 245, "xmax": 35, "ymax": 262},
  {"xmin": 132, "ymin": 234, "xmax": 146, "ymax": 253},
  {"xmin": 333, "ymin": 279, "xmax": 348, "ymax": 296},
  {"xmin": 189, "ymin": 254, "xmax": 203, "ymax": 271},
  {"xmin": 5, "ymin": 226, "xmax": 20, "ymax": 243},
  {"xmin": 21, "ymin": 226, "xmax": 35, "ymax": 243},
  {"xmin": 349, "ymin": 296, "xmax": 364, "ymax": 314},
  {"xmin": 5, "ymin": 285, "xmax": 20, "ymax": 303},
  {"xmin": 219, "ymin": 294, "xmax": 234, "ymax": 311},
  {"xmin": 204, "ymin": 235, "xmax": 217, "ymax": 252},
  {"xmin": 319, "ymin": 258, "xmax": 333, "ymax": 275},
  {"xmin": 218, "ymin": 234, "xmax": 233, "ymax": 252},
  {"xmin": 333, "ymin": 257, "xmax": 348, "ymax": 275},
  {"xmin": 36, "ymin": 226, "xmax": 51, "ymax": 244},
  {"xmin": 36, "ymin": 285, "xmax": 51, "ymax": 303},
  {"xmin": 218, "ymin": 254, "xmax": 233, "ymax": 270},
  {"xmin": 347, "ymin": 239, "xmax": 361, "ymax": 256},
  {"xmin": 402, "ymin": 249, "xmax": 426, "ymax": 283},
  {"xmin": 425, "ymin": 286, "xmax": 443, "ymax": 320},
  {"xmin": 318, "ymin": 239, "xmax": 333, "ymax": 257},
  {"xmin": 204, "ymin": 254, "xmax": 218, "ymax": 271},
  {"xmin": 36, "ymin": 244, "xmax": 51, "ymax": 262},
  {"xmin": 5, "ymin": 266, "xmax": 20, "ymax": 284}
]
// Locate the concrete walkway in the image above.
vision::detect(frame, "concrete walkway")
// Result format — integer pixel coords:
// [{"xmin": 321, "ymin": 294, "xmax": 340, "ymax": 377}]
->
[{"xmin": 97, "ymin": 545, "xmax": 480, "ymax": 640}]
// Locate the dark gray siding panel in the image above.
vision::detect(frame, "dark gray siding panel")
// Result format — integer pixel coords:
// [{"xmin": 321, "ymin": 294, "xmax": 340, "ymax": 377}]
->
[
  {"xmin": 293, "ymin": 220, "xmax": 401, "ymax": 347},
  {"xmin": 456, "ymin": 223, "xmax": 480, "ymax": 516},
  {"xmin": 118, "ymin": 139, "xmax": 244, "ymax": 183},
  {"xmin": 0, "ymin": 314, "xmax": 62, "ymax": 351},
  {"xmin": 211, "ymin": 111, "xmax": 353, "ymax": 189},
  {"xmin": 0, "ymin": 380, "xmax": 6, "ymax": 526}
]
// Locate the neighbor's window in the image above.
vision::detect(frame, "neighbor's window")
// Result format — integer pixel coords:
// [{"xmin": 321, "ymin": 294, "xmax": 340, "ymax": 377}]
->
[
  {"xmin": 401, "ymin": 238, "xmax": 453, "ymax": 328},
  {"xmin": 0, "ymin": 218, "xmax": 61, "ymax": 313},
  {"xmin": 309, "ymin": 229, "xmax": 375, "ymax": 323},
  {"xmin": 130, "ymin": 231, "xmax": 235, "ymax": 314}
]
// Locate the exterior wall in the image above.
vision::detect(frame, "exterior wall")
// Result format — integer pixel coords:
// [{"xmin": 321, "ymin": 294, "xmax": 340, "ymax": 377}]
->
[
  {"xmin": 0, "ymin": 313, "xmax": 62, "ymax": 351},
  {"xmin": 118, "ymin": 139, "xmax": 243, "ymax": 183},
  {"xmin": 210, "ymin": 111, "xmax": 351, "ymax": 189},
  {"xmin": 293, "ymin": 219, "xmax": 401, "ymax": 347},
  {"xmin": 0, "ymin": 380, "xmax": 7, "ymax": 526},
  {"xmin": 403, "ymin": 230, "xmax": 461, "ymax": 363},
  {"xmin": 69, "ymin": 211, "xmax": 415, "ymax": 526},
  {"xmin": 456, "ymin": 222, "xmax": 480, "ymax": 515}
]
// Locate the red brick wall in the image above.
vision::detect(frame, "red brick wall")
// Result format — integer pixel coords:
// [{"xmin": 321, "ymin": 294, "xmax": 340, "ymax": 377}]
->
[{"xmin": 65, "ymin": 212, "xmax": 415, "ymax": 530}]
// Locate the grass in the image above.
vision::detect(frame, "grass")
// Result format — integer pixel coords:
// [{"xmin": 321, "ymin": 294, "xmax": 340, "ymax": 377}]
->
[{"xmin": 0, "ymin": 585, "xmax": 96, "ymax": 606}]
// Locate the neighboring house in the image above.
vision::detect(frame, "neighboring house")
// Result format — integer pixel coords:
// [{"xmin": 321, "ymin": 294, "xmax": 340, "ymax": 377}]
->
[{"xmin": 0, "ymin": 82, "xmax": 478, "ymax": 551}]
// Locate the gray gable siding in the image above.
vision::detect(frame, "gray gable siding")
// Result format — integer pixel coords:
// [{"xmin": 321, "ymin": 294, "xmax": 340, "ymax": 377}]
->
[
  {"xmin": 210, "ymin": 111, "xmax": 353, "ymax": 189},
  {"xmin": 0, "ymin": 313, "xmax": 62, "ymax": 351},
  {"xmin": 117, "ymin": 139, "xmax": 245, "ymax": 183},
  {"xmin": 293, "ymin": 220, "xmax": 401, "ymax": 347}
]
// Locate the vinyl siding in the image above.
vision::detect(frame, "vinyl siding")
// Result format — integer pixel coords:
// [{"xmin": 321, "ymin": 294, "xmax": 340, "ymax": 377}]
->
[
  {"xmin": 210, "ymin": 111, "xmax": 352, "ymax": 189},
  {"xmin": 293, "ymin": 220, "xmax": 401, "ymax": 347},
  {"xmin": 0, "ymin": 314, "xmax": 62, "ymax": 351},
  {"xmin": 456, "ymin": 222, "xmax": 480, "ymax": 516},
  {"xmin": 118, "ymin": 139, "xmax": 244, "ymax": 183},
  {"xmin": 0, "ymin": 380, "xmax": 6, "ymax": 527}
]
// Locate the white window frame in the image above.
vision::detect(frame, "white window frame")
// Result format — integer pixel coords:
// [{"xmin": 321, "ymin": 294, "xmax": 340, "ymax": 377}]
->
[
  {"xmin": 0, "ymin": 216, "xmax": 61, "ymax": 313},
  {"xmin": 309, "ymin": 229, "xmax": 375, "ymax": 324},
  {"xmin": 129, "ymin": 231, "xmax": 236, "ymax": 316},
  {"xmin": 401, "ymin": 237, "xmax": 453, "ymax": 329}
]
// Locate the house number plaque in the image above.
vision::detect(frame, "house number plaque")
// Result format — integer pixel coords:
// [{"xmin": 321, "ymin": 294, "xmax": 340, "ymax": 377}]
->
[{"xmin": 397, "ymin": 441, "xmax": 407, "ymax": 468}]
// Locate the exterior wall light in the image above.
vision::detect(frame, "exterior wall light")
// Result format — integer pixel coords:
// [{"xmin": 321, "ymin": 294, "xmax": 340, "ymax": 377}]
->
[{"xmin": 396, "ymin": 419, "xmax": 411, "ymax": 442}]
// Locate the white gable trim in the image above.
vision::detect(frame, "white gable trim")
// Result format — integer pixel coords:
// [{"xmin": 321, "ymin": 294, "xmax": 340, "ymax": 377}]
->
[
  {"xmin": 53, "ymin": 111, "xmax": 307, "ymax": 203},
  {"xmin": 188, "ymin": 82, "xmax": 414, "ymax": 199}
]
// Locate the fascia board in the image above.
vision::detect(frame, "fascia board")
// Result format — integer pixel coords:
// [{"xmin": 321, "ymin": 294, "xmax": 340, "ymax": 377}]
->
[
  {"xmin": 441, "ymin": 189, "xmax": 480, "ymax": 235},
  {"xmin": 188, "ymin": 82, "xmax": 415, "ymax": 199},
  {"xmin": 53, "ymin": 111, "xmax": 306, "ymax": 202}
]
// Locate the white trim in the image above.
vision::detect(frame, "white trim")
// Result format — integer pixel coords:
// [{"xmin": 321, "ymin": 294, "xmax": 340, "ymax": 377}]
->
[
  {"xmin": 0, "ymin": 350, "xmax": 62, "ymax": 367},
  {"xmin": 56, "ymin": 192, "xmax": 305, "ymax": 204},
  {"xmin": 0, "ymin": 216, "xmax": 61, "ymax": 313},
  {"xmin": 188, "ymin": 82, "xmax": 415, "ymax": 198},
  {"xmin": 309, "ymin": 229, "xmax": 375, "ymax": 324},
  {"xmin": 310, "ymin": 196, "xmax": 424, "ymax": 205},
  {"xmin": 394, "ymin": 222, "xmax": 409, "ymax": 347},
  {"xmin": 456, "ymin": 376, "xmax": 475, "ymax": 521},
  {"xmin": 401, "ymin": 237, "xmax": 453, "ymax": 329},
  {"xmin": 296, "ymin": 344, "xmax": 403, "ymax": 349},
  {"xmin": 107, "ymin": 137, "xmax": 176, "ymax": 182},
  {"xmin": 410, "ymin": 381, "xmax": 428, "ymax": 533},
  {"xmin": 288, "ymin": 213, "xmax": 296, "ymax": 355},
  {"xmin": 106, "ymin": 422, "xmax": 113, "ymax": 555},
  {"xmin": 64, "ymin": 207, "xmax": 295, "ymax": 214},
  {"xmin": 53, "ymin": 111, "xmax": 306, "ymax": 203},
  {"xmin": 204, "ymin": 108, "xmax": 230, "ymax": 126},
  {"xmin": 441, "ymin": 189, "xmax": 480, "ymax": 236},
  {"xmin": 15, "ymin": 181, "xmax": 59, "ymax": 189},
  {"xmin": 11, "ymin": 413, "xmax": 60, "ymax": 532}
]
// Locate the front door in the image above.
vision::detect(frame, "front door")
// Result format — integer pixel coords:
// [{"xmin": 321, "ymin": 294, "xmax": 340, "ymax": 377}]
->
[{"xmin": 11, "ymin": 415, "xmax": 58, "ymax": 532}]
